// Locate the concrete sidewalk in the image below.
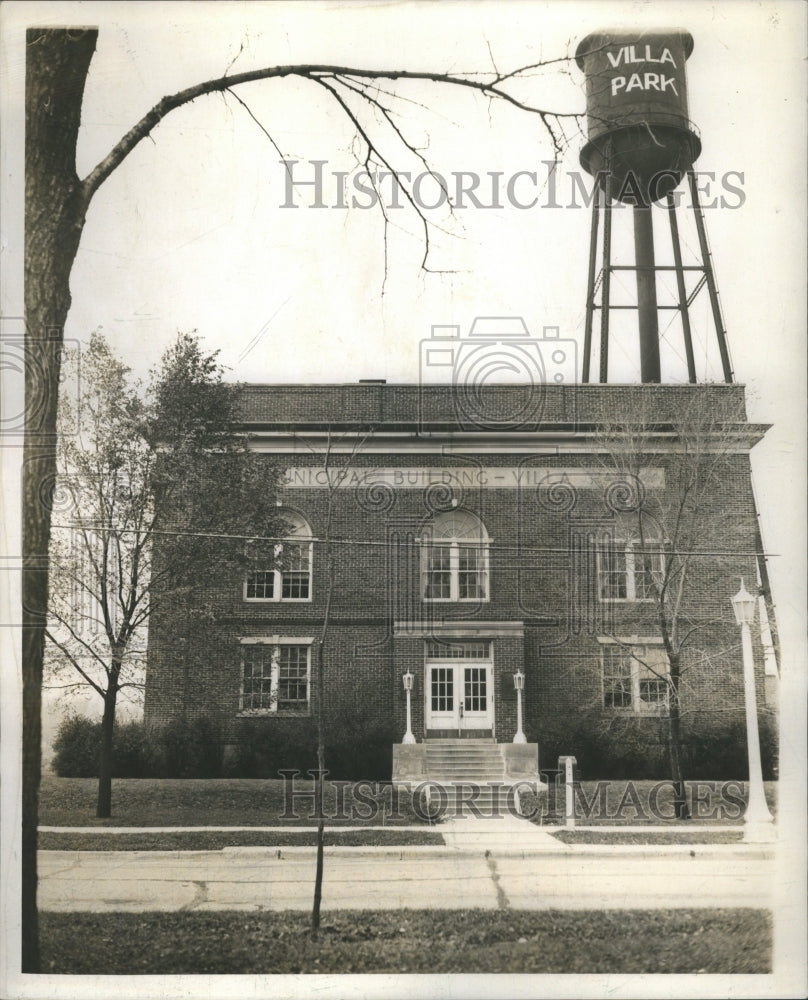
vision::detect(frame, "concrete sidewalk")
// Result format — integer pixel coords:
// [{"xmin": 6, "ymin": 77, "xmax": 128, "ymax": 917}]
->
[{"xmin": 38, "ymin": 839, "xmax": 774, "ymax": 913}]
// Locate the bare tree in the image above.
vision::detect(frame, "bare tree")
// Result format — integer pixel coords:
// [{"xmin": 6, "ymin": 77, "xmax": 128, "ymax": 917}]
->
[
  {"xmin": 593, "ymin": 388, "xmax": 767, "ymax": 818},
  {"xmin": 23, "ymin": 26, "xmax": 578, "ymax": 967},
  {"xmin": 308, "ymin": 430, "xmax": 370, "ymax": 938}
]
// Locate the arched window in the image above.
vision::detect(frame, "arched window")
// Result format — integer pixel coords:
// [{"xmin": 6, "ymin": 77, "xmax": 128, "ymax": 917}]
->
[
  {"xmin": 421, "ymin": 510, "xmax": 489, "ymax": 602},
  {"xmin": 245, "ymin": 510, "xmax": 313, "ymax": 602}
]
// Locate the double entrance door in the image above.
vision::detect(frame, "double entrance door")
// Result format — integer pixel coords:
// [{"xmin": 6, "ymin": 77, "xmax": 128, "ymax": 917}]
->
[{"xmin": 426, "ymin": 660, "xmax": 493, "ymax": 732}]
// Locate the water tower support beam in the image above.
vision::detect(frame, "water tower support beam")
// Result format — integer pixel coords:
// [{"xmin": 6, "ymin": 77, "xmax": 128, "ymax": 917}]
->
[
  {"xmin": 582, "ymin": 189, "xmax": 600, "ymax": 383},
  {"xmin": 598, "ymin": 175, "xmax": 612, "ymax": 383},
  {"xmin": 633, "ymin": 204, "xmax": 662, "ymax": 383},
  {"xmin": 687, "ymin": 170, "xmax": 734, "ymax": 383},
  {"xmin": 666, "ymin": 193, "xmax": 697, "ymax": 383}
]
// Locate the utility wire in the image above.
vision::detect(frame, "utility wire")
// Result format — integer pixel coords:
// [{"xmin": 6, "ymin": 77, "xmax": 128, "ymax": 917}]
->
[{"xmin": 49, "ymin": 523, "xmax": 778, "ymax": 559}]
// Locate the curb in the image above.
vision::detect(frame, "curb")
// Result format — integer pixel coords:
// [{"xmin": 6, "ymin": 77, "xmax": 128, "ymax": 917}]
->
[{"xmin": 39, "ymin": 842, "xmax": 775, "ymax": 861}]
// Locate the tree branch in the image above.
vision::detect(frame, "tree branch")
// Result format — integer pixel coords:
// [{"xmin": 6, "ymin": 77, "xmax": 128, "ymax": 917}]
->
[{"xmin": 80, "ymin": 61, "xmax": 578, "ymax": 208}]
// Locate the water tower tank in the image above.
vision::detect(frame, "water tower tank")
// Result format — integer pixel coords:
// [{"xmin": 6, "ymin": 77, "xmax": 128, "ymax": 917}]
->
[{"xmin": 575, "ymin": 29, "xmax": 701, "ymax": 204}]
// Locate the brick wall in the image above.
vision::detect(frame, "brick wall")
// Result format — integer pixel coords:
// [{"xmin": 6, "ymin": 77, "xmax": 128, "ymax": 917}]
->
[{"xmin": 144, "ymin": 383, "xmax": 777, "ymax": 774}]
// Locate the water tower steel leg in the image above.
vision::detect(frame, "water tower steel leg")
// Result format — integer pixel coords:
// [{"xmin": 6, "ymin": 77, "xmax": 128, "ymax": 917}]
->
[
  {"xmin": 666, "ymin": 194, "xmax": 697, "ymax": 383},
  {"xmin": 687, "ymin": 170, "xmax": 734, "ymax": 383},
  {"xmin": 598, "ymin": 179, "xmax": 612, "ymax": 383},
  {"xmin": 633, "ymin": 204, "xmax": 662, "ymax": 383},
  {"xmin": 582, "ymin": 191, "xmax": 600, "ymax": 383}
]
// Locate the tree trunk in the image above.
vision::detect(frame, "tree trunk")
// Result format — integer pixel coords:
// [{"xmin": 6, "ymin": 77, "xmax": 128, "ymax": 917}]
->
[
  {"xmin": 23, "ymin": 27, "xmax": 97, "ymax": 972},
  {"xmin": 312, "ymin": 764, "xmax": 325, "ymax": 937},
  {"xmin": 96, "ymin": 681, "xmax": 118, "ymax": 818},
  {"xmin": 311, "ymin": 642, "xmax": 326, "ymax": 937},
  {"xmin": 667, "ymin": 654, "xmax": 691, "ymax": 820}
]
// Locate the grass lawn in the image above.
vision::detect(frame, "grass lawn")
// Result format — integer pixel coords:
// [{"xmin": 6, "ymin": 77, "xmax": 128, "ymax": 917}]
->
[
  {"xmin": 39, "ymin": 774, "xmax": 425, "ymax": 827},
  {"xmin": 40, "ymin": 908, "xmax": 771, "ymax": 974},
  {"xmin": 40, "ymin": 774, "xmax": 777, "ymax": 829},
  {"xmin": 38, "ymin": 828, "xmax": 444, "ymax": 851},
  {"xmin": 538, "ymin": 779, "xmax": 777, "ymax": 825}
]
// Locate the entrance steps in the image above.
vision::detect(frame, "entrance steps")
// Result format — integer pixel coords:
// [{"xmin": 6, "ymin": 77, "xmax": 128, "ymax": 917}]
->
[
  {"xmin": 423, "ymin": 739, "xmax": 536, "ymax": 819},
  {"xmin": 425, "ymin": 739, "xmax": 506, "ymax": 784}
]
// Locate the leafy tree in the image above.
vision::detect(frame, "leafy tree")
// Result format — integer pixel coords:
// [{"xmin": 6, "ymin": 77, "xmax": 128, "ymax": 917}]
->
[{"xmin": 46, "ymin": 331, "xmax": 286, "ymax": 818}]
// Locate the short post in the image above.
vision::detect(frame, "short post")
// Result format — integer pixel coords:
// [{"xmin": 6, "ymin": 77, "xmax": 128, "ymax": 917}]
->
[
  {"xmin": 402, "ymin": 670, "xmax": 416, "ymax": 745},
  {"xmin": 731, "ymin": 580, "xmax": 775, "ymax": 842},
  {"xmin": 558, "ymin": 755, "xmax": 577, "ymax": 829},
  {"xmin": 513, "ymin": 669, "xmax": 527, "ymax": 744}
]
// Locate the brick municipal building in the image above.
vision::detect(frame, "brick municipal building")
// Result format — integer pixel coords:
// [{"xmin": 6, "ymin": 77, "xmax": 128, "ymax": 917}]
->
[{"xmin": 143, "ymin": 376, "xmax": 779, "ymax": 785}]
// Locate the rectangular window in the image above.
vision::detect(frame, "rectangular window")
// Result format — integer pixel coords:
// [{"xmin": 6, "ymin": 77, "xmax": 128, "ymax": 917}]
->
[
  {"xmin": 602, "ymin": 645, "xmax": 633, "ymax": 708},
  {"xmin": 423, "ymin": 544, "xmax": 452, "ymax": 600},
  {"xmin": 458, "ymin": 545, "xmax": 485, "ymax": 599},
  {"xmin": 598, "ymin": 544, "xmax": 627, "ymax": 600},
  {"xmin": 601, "ymin": 642, "xmax": 669, "ymax": 714},
  {"xmin": 281, "ymin": 542, "xmax": 310, "ymax": 599},
  {"xmin": 464, "ymin": 666, "xmax": 487, "ymax": 712},
  {"xmin": 632, "ymin": 545, "xmax": 662, "ymax": 601},
  {"xmin": 425, "ymin": 640, "xmax": 491, "ymax": 660},
  {"xmin": 277, "ymin": 645, "xmax": 310, "ymax": 710},
  {"xmin": 246, "ymin": 571, "xmax": 275, "ymax": 600},
  {"xmin": 241, "ymin": 646, "xmax": 275, "ymax": 711},
  {"xmin": 635, "ymin": 645, "xmax": 669, "ymax": 710},
  {"xmin": 431, "ymin": 666, "xmax": 454, "ymax": 712},
  {"xmin": 245, "ymin": 541, "xmax": 312, "ymax": 602},
  {"xmin": 240, "ymin": 643, "xmax": 310, "ymax": 714},
  {"xmin": 597, "ymin": 541, "xmax": 663, "ymax": 602}
]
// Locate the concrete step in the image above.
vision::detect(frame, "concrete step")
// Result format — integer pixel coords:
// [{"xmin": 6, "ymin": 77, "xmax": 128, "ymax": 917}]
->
[
  {"xmin": 426, "ymin": 755, "xmax": 504, "ymax": 764},
  {"xmin": 426, "ymin": 751, "xmax": 502, "ymax": 764},
  {"xmin": 429, "ymin": 778, "xmax": 506, "ymax": 786},
  {"xmin": 426, "ymin": 757, "xmax": 504, "ymax": 767},
  {"xmin": 427, "ymin": 764, "xmax": 505, "ymax": 781},
  {"xmin": 425, "ymin": 738, "xmax": 496, "ymax": 745},
  {"xmin": 426, "ymin": 740, "xmax": 506, "ymax": 787}
]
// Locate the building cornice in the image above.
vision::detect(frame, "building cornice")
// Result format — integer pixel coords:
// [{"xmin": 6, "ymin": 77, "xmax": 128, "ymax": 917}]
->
[{"xmin": 242, "ymin": 427, "xmax": 768, "ymax": 455}]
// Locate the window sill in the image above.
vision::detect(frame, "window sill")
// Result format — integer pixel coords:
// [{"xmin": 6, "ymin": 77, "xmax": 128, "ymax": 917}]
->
[
  {"xmin": 243, "ymin": 598, "xmax": 313, "ymax": 604},
  {"xmin": 598, "ymin": 598, "xmax": 655, "ymax": 604},
  {"xmin": 604, "ymin": 707, "xmax": 668, "ymax": 717},
  {"xmin": 237, "ymin": 709, "xmax": 311, "ymax": 718},
  {"xmin": 422, "ymin": 598, "xmax": 490, "ymax": 604}
]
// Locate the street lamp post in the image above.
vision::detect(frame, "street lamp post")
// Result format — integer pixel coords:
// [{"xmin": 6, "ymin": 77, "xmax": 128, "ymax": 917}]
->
[
  {"xmin": 402, "ymin": 670, "xmax": 416, "ymax": 745},
  {"xmin": 731, "ymin": 579, "xmax": 775, "ymax": 842},
  {"xmin": 513, "ymin": 669, "xmax": 527, "ymax": 744}
]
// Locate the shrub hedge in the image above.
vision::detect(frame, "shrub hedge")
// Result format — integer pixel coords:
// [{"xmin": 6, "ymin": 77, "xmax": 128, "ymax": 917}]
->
[
  {"xmin": 52, "ymin": 711, "xmax": 397, "ymax": 781},
  {"xmin": 538, "ymin": 709, "xmax": 778, "ymax": 781},
  {"xmin": 53, "ymin": 708, "xmax": 777, "ymax": 781}
]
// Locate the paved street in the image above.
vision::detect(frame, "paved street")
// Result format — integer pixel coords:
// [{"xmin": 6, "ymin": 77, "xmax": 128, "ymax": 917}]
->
[{"xmin": 39, "ymin": 844, "xmax": 774, "ymax": 913}]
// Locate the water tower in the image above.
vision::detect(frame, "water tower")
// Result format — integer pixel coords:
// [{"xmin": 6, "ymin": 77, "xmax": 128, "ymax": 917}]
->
[{"xmin": 576, "ymin": 29, "xmax": 733, "ymax": 383}]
